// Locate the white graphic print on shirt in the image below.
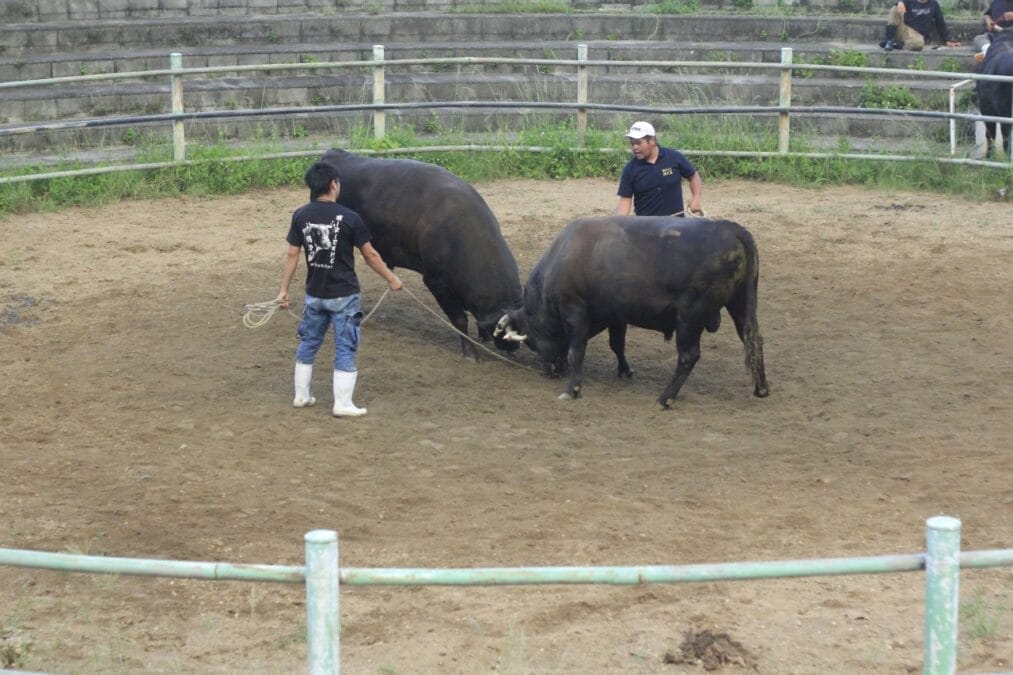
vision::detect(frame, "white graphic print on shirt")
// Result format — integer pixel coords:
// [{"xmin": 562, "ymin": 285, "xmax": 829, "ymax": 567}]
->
[{"xmin": 302, "ymin": 215, "xmax": 343, "ymax": 269}]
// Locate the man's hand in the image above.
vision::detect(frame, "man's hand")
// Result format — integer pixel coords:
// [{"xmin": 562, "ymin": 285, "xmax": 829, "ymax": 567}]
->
[
  {"xmin": 388, "ymin": 275, "xmax": 403, "ymax": 291},
  {"xmin": 276, "ymin": 290, "xmax": 290, "ymax": 309}
]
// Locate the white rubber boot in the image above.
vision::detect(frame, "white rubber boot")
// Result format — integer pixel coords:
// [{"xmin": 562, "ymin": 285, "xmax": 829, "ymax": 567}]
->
[
  {"xmin": 293, "ymin": 362, "xmax": 316, "ymax": 407},
  {"xmin": 332, "ymin": 370, "xmax": 367, "ymax": 417}
]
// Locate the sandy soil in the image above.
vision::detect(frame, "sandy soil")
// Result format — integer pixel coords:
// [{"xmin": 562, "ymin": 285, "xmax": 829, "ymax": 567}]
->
[{"xmin": 0, "ymin": 178, "xmax": 1010, "ymax": 674}]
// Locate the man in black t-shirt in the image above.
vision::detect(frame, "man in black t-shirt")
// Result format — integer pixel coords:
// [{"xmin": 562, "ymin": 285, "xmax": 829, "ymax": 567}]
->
[
  {"xmin": 277, "ymin": 160, "xmax": 402, "ymax": 417},
  {"xmin": 616, "ymin": 121, "xmax": 703, "ymax": 217}
]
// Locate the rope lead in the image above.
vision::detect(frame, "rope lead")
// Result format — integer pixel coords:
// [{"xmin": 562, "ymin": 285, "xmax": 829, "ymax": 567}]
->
[{"xmin": 242, "ymin": 285, "xmax": 539, "ymax": 372}]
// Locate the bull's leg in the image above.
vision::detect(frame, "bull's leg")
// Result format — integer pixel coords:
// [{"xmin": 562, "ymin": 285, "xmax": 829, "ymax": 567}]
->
[
  {"xmin": 608, "ymin": 322, "xmax": 633, "ymax": 378},
  {"xmin": 423, "ymin": 275, "xmax": 475, "ymax": 360},
  {"xmin": 658, "ymin": 323, "xmax": 704, "ymax": 409},
  {"xmin": 727, "ymin": 295, "xmax": 769, "ymax": 398},
  {"xmin": 559, "ymin": 308, "xmax": 590, "ymax": 400}
]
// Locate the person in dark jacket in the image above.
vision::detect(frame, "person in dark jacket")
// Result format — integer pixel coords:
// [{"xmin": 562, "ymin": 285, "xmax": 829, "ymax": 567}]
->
[
  {"xmin": 879, "ymin": 0, "xmax": 962, "ymax": 51},
  {"xmin": 973, "ymin": 0, "xmax": 1013, "ymax": 55}
]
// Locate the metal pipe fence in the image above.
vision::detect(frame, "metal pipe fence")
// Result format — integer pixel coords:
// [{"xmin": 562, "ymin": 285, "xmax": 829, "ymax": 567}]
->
[
  {"xmin": 1, "ymin": 517, "xmax": 1011, "ymax": 674},
  {"xmin": 1, "ymin": 45, "xmax": 1011, "ymax": 184}
]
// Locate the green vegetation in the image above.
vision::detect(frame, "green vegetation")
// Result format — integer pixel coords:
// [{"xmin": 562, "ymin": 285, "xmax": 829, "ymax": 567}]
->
[
  {"xmin": 454, "ymin": 0, "xmax": 570, "ymax": 12},
  {"xmin": 642, "ymin": 0, "xmax": 702, "ymax": 14},
  {"xmin": 0, "ymin": 120, "xmax": 1008, "ymax": 218},
  {"xmin": 937, "ymin": 56, "xmax": 964, "ymax": 73},
  {"xmin": 960, "ymin": 588, "xmax": 1007, "ymax": 642},
  {"xmin": 859, "ymin": 82, "xmax": 921, "ymax": 109}
]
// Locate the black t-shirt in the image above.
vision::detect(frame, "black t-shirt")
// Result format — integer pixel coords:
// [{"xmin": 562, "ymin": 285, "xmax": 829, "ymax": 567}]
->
[
  {"xmin": 617, "ymin": 147, "xmax": 698, "ymax": 216},
  {"xmin": 903, "ymin": 0, "xmax": 950, "ymax": 42},
  {"xmin": 286, "ymin": 200, "xmax": 371, "ymax": 299},
  {"xmin": 985, "ymin": 0, "xmax": 1013, "ymax": 28}
]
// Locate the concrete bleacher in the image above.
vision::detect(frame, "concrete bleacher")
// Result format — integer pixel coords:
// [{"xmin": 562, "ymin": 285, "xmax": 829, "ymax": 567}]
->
[{"xmin": 0, "ymin": 3, "xmax": 987, "ymax": 156}]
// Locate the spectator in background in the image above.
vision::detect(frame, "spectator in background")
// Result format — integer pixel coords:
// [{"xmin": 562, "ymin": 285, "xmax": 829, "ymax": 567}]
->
[
  {"xmin": 974, "ymin": 0, "xmax": 1013, "ymax": 57},
  {"xmin": 879, "ymin": 0, "xmax": 961, "ymax": 51}
]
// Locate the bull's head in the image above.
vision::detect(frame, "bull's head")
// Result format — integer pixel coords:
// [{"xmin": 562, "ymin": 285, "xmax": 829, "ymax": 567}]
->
[{"xmin": 493, "ymin": 313, "xmax": 527, "ymax": 343}]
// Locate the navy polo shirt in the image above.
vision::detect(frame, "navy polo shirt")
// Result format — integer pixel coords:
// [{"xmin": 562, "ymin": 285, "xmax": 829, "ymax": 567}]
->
[{"xmin": 617, "ymin": 146, "xmax": 697, "ymax": 216}]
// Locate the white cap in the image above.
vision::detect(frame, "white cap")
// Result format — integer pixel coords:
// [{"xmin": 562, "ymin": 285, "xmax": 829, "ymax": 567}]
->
[{"xmin": 625, "ymin": 121, "xmax": 656, "ymax": 139}]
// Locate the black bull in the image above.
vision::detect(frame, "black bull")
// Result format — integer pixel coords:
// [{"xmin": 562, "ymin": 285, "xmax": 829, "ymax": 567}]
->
[
  {"xmin": 494, "ymin": 216, "xmax": 770, "ymax": 407},
  {"xmin": 978, "ymin": 30, "xmax": 1013, "ymax": 155},
  {"xmin": 321, "ymin": 149, "xmax": 523, "ymax": 356}
]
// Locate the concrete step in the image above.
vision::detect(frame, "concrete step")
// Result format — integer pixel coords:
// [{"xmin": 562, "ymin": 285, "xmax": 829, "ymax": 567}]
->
[
  {"xmin": 0, "ymin": 13, "xmax": 984, "ymax": 59},
  {"xmin": 0, "ymin": 68, "xmax": 967, "ymax": 154},
  {"xmin": 1, "ymin": 70, "xmax": 962, "ymax": 121},
  {"xmin": 0, "ymin": 38, "xmax": 980, "ymax": 83},
  {"xmin": 10, "ymin": 0, "xmax": 969, "ymax": 24}
]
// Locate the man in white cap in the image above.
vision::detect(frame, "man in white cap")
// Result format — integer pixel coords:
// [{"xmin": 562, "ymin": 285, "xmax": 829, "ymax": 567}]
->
[{"xmin": 616, "ymin": 121, "xmax": 703, "ymax": 217}]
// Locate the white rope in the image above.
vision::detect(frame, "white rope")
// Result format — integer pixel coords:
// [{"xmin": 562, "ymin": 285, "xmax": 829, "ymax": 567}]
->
[
  {"xmin": 242, "ymin": 299, "xmax": 300, "ymax": 328},
  {"xmin": 242, "ymin": 285, "xmax": 538, "ymax": 372},
  {"xmin": 397, "ymin": 287, "xmax": 540, "ymax": 371}
]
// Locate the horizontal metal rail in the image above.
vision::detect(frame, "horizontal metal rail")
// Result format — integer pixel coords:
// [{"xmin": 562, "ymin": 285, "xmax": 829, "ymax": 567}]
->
[
  {"xmin": 2, "ymin": 101, "xmax": 1010, "ymax": 138},
  {"xmin": 2, "ymin": 546, "xmax": 1010, "ymax": 586},
  {"xmin": 0, "ymin": 547, "xmax": 305, "ymax": 583},
  {"xmin": 2, "ymin": 57, "xmax": 1012, "ymax": 89}
]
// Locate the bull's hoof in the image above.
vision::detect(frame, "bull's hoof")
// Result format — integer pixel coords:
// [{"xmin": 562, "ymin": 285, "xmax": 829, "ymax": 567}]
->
[
  {"xmin": 754, "ymin": 385, "xmax": 770, "ymax": 398},
  {"xmin": 617, "ymin": 369, "xmax": 635, "ymax": 379},
  {"xmin": 558, "ymin": 392, "xmax": 575, "ymax": 401},
  {"xmin": 658, "ymin": 397, "xmax": 675, "ymax": 410}
]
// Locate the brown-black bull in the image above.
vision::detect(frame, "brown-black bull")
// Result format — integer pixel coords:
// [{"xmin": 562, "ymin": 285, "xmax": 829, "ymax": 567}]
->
[
  {"xmin": 494, "ymin": 216, "xmax": 769, "ymax": 408},
  {"xmin": 321, "ymin": 149, "xmax": 523, "ymax": 357}
]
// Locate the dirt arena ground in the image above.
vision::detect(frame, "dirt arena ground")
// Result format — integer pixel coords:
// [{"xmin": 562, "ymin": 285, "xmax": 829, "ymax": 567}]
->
[{"xmin": 1, "ymin": 178, "xmax": 1010, "ymax": 673}]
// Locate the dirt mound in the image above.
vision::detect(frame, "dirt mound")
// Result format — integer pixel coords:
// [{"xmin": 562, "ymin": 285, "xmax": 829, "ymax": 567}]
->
[{"xmin": 664, "ymin": 629, "xmax": 757, "ymax": 670}]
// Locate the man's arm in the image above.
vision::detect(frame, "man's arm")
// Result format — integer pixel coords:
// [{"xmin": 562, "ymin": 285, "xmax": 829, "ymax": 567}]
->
[
  {"xmin": 616, "ymin": 196, "xmax": 633, "ymax": 216},
  {"xmin": 359, "ymin": 242, "xmax": 403, "ymax": 290},
  {"xmin": 277, "ymin": 244, "xmax": 301, "ymax": 308},
  {"xmin": 687, "ymin": 172, "xmax": 703, "ymax": 215},
  {"xmin": 935, "ymin": 3, "xmax": 959, "ymax": 45}
]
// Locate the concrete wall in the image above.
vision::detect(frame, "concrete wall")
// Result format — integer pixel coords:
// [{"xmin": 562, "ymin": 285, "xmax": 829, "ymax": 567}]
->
[
  {"xmin": 0, "ymin": 0, "xmax": 991, "ymax": 23},
  {"xmin": 0, "ymin": 13, "xmax": 985, "ymax": 58}
]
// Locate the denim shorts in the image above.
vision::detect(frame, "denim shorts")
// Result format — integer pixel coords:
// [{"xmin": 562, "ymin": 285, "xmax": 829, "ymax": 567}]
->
[{"xmin": 295, "ymin": 293, "xmax": 362, "ymax": 372}]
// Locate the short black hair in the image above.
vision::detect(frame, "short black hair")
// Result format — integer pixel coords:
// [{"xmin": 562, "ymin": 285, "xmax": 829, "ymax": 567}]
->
[{"xmin": 305, "ymin": 160, "xmax": 340, "ymax": 200}]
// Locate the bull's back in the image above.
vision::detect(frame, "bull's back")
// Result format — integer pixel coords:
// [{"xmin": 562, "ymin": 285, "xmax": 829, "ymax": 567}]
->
[
  {"xmin": 536, "ymin": 216, "xmax": 754, "ymax": 329},
  {"xmin": 322, "ymin": 150, "xmax": 522, "ymax": 314}
]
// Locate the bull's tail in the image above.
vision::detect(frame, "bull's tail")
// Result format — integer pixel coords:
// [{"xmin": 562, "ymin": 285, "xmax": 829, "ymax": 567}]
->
[{"xmin": 730, "ymin": 226, "xmax": 769, "ymax": 398}]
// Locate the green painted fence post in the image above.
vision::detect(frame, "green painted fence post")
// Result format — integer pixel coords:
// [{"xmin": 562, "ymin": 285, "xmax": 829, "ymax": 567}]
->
[
  {"xmin": 305, "ymin": 530, "xmax": 340, "ymax": 674},
  {"xmin": 924, "ymin": 516, "xmax": 960, "ymax": 675}
]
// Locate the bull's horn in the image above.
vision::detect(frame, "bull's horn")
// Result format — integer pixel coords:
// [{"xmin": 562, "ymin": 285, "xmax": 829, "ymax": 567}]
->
[
  {"xmin": 493, "ymin": 314, "xmax": 511, "ymax": 338},
  {"xmin": 504, "ymin": 328, "xmax": 527, "ymax": 342}
]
